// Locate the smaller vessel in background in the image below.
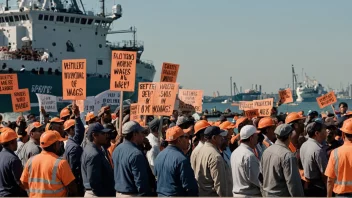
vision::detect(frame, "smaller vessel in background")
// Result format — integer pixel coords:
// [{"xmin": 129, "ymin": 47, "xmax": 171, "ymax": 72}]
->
[{"xmin": 296, "ymin": 74, "xmax": 326, "ymax": 102}]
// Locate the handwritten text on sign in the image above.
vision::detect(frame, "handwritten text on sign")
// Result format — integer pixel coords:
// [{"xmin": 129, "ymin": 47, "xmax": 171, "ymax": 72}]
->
[
  {"xmin": 0, "ymin": 74, "xmax": 19, "ymax": 94},
  {"xmin": 316, "ymin": 91, "xmax": 337, "ymax": 109},
  {"xmin": 110, "ymin": 51, "xmax": 137, "ymax": 92},
  {"xmin": 178, "ymin": 89, "xmax": 203, "ymax": 113},
  {"xmin": 11, "ymin": 89, "xmax": 31, "ymax": 112},
  {"xmin": 130, "ymin": 103, "xmax": 139, "ymax": 121},
  {"xmin": 245, "ymin": 109, "xmax": 259, "ymax": 119},
  {"xmin": 258, "ymin": 108, "xmax": 271, "ymax": 117},
  {"xmin": 36, "ymin": 93, "xmax": 57, "ymax": 112},
  {"xmin": 153, "ymin": 82, "xmax": 179, "ymax": 116},
  {"xmin": 253, "ymin": 98, "xmax": 274, "ymax": 109},
  {"xmin": 138, "ymin": 83, "xmax": 156, "ymax": 115},
  {"xmin": 239, "ymin": 101, "xmax": 254, "ymax": 111},
  {"xmin": 62, "ymin": 59, "xmax": 86, "ymax": 100},
  {"xmin": 278, "ymin": 88, "xmax": 293, "ymax": 104},
  {"xmin": 160, "ymin": 62, "xmax": 179, "ymax": 83}
]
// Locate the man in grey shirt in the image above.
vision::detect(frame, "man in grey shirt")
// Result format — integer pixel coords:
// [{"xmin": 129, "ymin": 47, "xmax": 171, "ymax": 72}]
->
[
  {"xmin": 300, "ymin": 121, "xmax": 328, "ymax": 196},
  {"xmin": 261, "ymin": 124, "xmax": 304, "ymax": 197},
  {"xmin": 231, "ymin": 125, "xmax": 261, "ymax": 197}
]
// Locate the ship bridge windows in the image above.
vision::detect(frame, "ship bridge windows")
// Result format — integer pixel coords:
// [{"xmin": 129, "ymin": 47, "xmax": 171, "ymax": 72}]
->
[
  {"xmin": 80, "ymin": 18, "xmax": 87, "ymax": 24},
  {"xmin": 38, "ymin": 14, "xmax": 43, "ymax": 20},
  {"xmin": 65, "ymin": 17, "xmax": 69, "ymax": 23},
  {"xmin": 87, "ymin": 18, "xmax": 93, "ymax": 25},
  {"xmin": 57, "ymin": 16, "xmax": 64, "ymax": 22},
  {"xmin": 70, "ymin": 17, "xmax": 75, "ymax": 23},
  {"xmin": 75, "ymin": 17, "xmax": 80, "ymax": 24},
  {"xmin": 49, "ymin": 15, "xmax": 54, "ymax": 21},
  {"xmin": 44, "ymin": 15, "xmax": 49, "ymax": 21},
  {"xmin": 20, "ymin": 15, "xmax": 26, "ymax": 21},
  {"xmin": 94, "ymin": 20, "xmax": 101, "ymax": 26},
  {"xmin": 4, "ymin": 16, "xmax": 9, "ymax": 23},
  {"xmin": 9, "ymin": 16, "xmax": 14, "ymax": 22},
  {"xmin": 14, "ymin": 15, "xmax": 19, "ymax": 21}
]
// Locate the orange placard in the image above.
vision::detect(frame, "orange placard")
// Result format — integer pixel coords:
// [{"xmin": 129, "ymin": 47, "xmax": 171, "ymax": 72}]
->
[
  {"xmin": 160, "ymin": 62, "xmax": 179, "ymax": 82},
  {"xmin": 239, "ymin": 101, "xmax": 254, "ymax": 110},
  {"xmin": 279, "ymin": 88, "xmax": 293, "ymax": 104},
  {"xmin": 130, "ymin": 103, "xmax": 139, "ymax": 121},
  {"xmin": 244, "ymin": 109, "xmax": 259, "ymax": 119},
  {"xmin": 152, "ymin": 82, "xmax": 179, "ymax": 116},
  {"xmin": 11, "ymin": 88, "xmax": 31, "ymax": 112},
  {"xmin": 62, "ymin": 59, "xmax": 86, "ymax": 100},
  {"xmin": 138, "ymin": 82, "xmax": 156, "ymax": 115},
  {"xmin": 316, "ymin": 91, "xmax": 337, "ymax": 109},
  {"xmin": 0, "ymin": 74, "xmax": 19, "ymax": 94},
  {"xmin": 253, "ymin": 98, "xmax": 274, "ymax": 109},
  {"xmin": 110, "ymin": 51, "xmax": 137, "ymax": 92},
  {"xmin": 178, "ymin": 89, "xmax": 203, "ymax": 113},
  {"xmin": 258, "ymin": 108, "xmax": 271, "ymax": 117}
]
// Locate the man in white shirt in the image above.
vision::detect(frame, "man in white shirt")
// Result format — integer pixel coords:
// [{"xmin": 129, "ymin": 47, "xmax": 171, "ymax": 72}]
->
[{"xmin": 146, "ymin": 118, "xmax": 161, "ymax": 174}]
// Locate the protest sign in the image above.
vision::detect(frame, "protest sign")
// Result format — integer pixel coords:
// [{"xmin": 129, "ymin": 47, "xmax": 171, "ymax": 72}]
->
[
  {"xmin": 0, "ymin": 74, "xmax": 18, "ymax": 94},
  {"xmin": 62, "ymin": 59, "xmax": 86, "ymax": 100},
  {"xmin": 258, "ymin": 108, "xmax": 271, "ymax": 117},
  {"xmin": 95, "ymin": 90, "xmax": 120, "ymax": 109},
  {"xmin": 178, "ymin": 89, "xmax": 203, "ymax": 113},
  {"xmin": 316, "ymin": 91, "xmax": 337, "ymax": 109},
  {"xmin": 160, "ymin": 62, "xmax": 179, "ymax": 82},
  {"xmin": 11, "ymin": 89, "xmax": 31, "ymax": 112},
  {"xmin": 138, "ymin": 82, "xmax": 156, "ymax": 115},
  {"xmin": 239, "ymin": 101, "xmax": 254, "ymax": 111},
  {"xmin": 110, "ymin": 51, "xmax": 137, "ymax": 92},
  {"xmin": 253, "ymin": 98, "xmax": 274, "ymax": 109},
  {"xmin": 278, "ymin": 88, "xmax": 293, "ymax": 104},
  {"xmin": 36, "ymin": 93, "xmax": 57, "ymax": 112},
  {"xmin": 245, "ymin": 109, "xmax": 259, "ymax": 119},
  {"xmin": 152, "ymin": 82, "xmax": 179, "ymax": 116},
  {"xmin": 130, "ymin": 103, "xmax": 139, "ymax": 121}
]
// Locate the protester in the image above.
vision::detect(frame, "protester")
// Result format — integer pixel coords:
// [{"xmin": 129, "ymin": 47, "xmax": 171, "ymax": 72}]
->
[
  {"xmin": 113, "ymin": 121, "xmax": 152, "ymax": 196},
  {"xmin": 146, "ymin": 118, "xmax": 161, "ymax": 174},
  {"xmin": 191, "ymin": 120, "xmax": 211, "ymax": 170},
  {"xmin": 231, "ymin": 125, "xmax": 262, "ymax": 197},
  {"xmin": 261, "ymin": 124, "xmax": 304, "ymax": 197},
  {"xmin": 219, "ymin": 121, "xmax": 235, "ymax": 167},
  {"xmin": 194, "ymin": 126, "xmax": 229, "ymax": 196},
  {"xmin": 154, "ymin": 126, "xmax": 198, "ymax": 196},
  {"xmin": 324, "ymin": 117, "xmax": 342, "ymax": 157}
]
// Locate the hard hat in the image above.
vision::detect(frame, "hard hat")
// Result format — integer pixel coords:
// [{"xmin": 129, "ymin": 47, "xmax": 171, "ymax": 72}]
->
[
  {"xmin": 40, "ymin": 130, "xmax": 65, "ymax": 148},
  {"xmin": 235, "ymin": 117, "xmax": 248, "ymax": 128},
  {"xmin": 194, "ymin": 120, "xmax": 211, "ymax": 134},
  {"xmin": 64, "ymin": 119, "xmax": 75, "ymax": 131},
  {"xmin": 285, "ymin": 112, "xmax": 305, "ymax": 124},
  {"xmin": 340, "ymin": 118, "xmax": 352, "ymax": 134},
  {"xmin": 60, "ymin": 108, "xmax": 71, "ymax": 119},
  {"xmin": 85, "ymin": 112, "xmax": 97, "ymax": 122},
  {"xmin": 257, "ymin": 117, "xmax": 275, "ymax": 129},
  {"xmin": 165, "ymin": 126, "xmax": 186, "ymax": 141},
  {"xmin": 50, "ymin": 117, "xmax": 64, "ymax": 123},
  {"xmin": 0, "ymin": 127, "xmax": 18, "ymax": 144},
  {"xmin": 219, "ymin": 121, "xmax": 235, "ymax": 130}
]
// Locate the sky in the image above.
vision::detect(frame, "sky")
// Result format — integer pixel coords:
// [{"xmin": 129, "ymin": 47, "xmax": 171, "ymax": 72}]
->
[{"xmin": 3, "ymin": 0, "xmax": 352, "ymax": 96}]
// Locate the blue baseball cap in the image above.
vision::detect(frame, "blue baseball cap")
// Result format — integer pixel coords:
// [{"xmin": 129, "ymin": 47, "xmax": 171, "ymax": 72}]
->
[
  {"xmin": 87, "ymin": 122, "xmax": 111, "ymax": 137},
  {"xmin": 204, "ymin": 126, "xmax": 228, "ymax": 137}
]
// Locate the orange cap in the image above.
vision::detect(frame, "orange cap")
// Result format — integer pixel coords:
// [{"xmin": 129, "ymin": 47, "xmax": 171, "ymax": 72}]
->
[
  {"xmin": 213, "ymin": 121, "xmax": 221, "ymax": 126},
  {"xmin": 50, "ymin": 117, "xmax": 64, "ymax": 123},
  {"xmin": 340, "ymin": 118, "xmax": 352, "ymax": 134},
  {"xmin": 60, "ymin": 108, "xmax": 71, "ymax": 119},
  {"xmin": 85, "ymin": 112, "xmax": 97, "ymax": 122},
  {"xmin": 285, "ymin": 112, "xmax": 305, "ymax": 124},
  {"xmin": 219, "ymin": 121, "xmax": 235, "ymax": 130},
  {"xmin": 194, "ymin": 120, "xmax": 211, "ymax": 134},
  {"xmin": 257, "ymin": 117, "xmax": 275, "ymax": 129},
  {"xmin": 0, "ymin": 127, "xmax": 18, "ymax": 143},
  {"xmin": 64, "ymin": 119, "xmax": 75, "ymax": 131},
  {"xmin": 166, "ymin": 126, "xmax": 186, "ymax": 141},
  {"xmin": 235, "ymin": 117, "xmax": 248, "ymax": 128},
  {"xmin": 40, "ymin": 130, "xmax": 65, "ymax": 148},
  {"xmin": 25, "ymin": 122, "xmax": 43, "ymax": 133}
]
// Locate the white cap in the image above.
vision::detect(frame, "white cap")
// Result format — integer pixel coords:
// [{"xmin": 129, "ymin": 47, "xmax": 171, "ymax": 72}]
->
[{"xmin": 240, "ymin": 125, "xmax": 259, "ymax": 140}]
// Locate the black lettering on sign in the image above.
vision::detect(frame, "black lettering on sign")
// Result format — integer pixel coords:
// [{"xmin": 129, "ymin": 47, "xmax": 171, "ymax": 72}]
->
[
  {"xmin": 63, "ymin": 62, "xmax": 85, "ymax": 70},
  {"xmin": 64, "ymin": 72, "xmax": 85, "ymax": 79},
  {"xmin": 16, "ymin": 97, "xmax": 26, "ymax": 103},
  {"xmin": 15, "ymin": 103, "xmax": 29, "ymax": 110},
  {"xmin": 114, "ymin": 68, "xmax": 131, "ymax": 75},
  {"xmin": 140, "ymin": 105, "xmax": 151, "ymax": 114},
  {"xmin": 115, "ymin": 81, "xmax": 130, "ymax": 89},
  {"xmin": 0, "ymin": 80, "xmax": 7, "ymax": 85},
  {"xmin": 259, "ymin": 109, "xmax": 270, "ymax": 116},
  {"xmin": 153, "ymin": 105, "xmax": 171, "ymax": 113},
  {"xmin": 66, "ymin": 88, "xmax": 84, "ymax": 96}
]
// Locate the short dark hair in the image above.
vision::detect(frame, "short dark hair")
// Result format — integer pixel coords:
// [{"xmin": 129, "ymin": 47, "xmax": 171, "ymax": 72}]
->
[
  {"xmin": 339, "ymin": 102, "xmax": 348, "ymax": 108},
  {"xmin": 307, "ymin": 122, "xmax": 324, "ymax": 138},
  {"xmin": 276, "ymin": 132, "xmax": 291, "ymax": 142},
  {"xmin": 42, "ymin": 142, "xmax": 56, "ymax": 153}
]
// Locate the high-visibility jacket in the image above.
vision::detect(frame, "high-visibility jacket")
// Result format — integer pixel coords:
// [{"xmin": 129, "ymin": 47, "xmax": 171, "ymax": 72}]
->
[
  {"xmin": 20, "ymin": 151, "xmax": 75, "ymax": 197},
  {"xmin": 325, "ymin": 141, "xmax": 352, "ymax": 194}
]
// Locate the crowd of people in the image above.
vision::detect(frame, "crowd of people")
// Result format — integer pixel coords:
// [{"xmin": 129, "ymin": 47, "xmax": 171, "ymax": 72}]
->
[
  {"xmin": 0, "ymin": 101, "xmax": 351, "ymax": 197},
  {"xmin": 0, "ymin": 46, "xmax": 43, "ymax": 61}
]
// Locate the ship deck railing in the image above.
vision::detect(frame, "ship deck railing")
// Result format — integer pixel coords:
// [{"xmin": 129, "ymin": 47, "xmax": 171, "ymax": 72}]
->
[{"xmin": 107, "ymin": 40, "xmax": 144, "ymax": 50}]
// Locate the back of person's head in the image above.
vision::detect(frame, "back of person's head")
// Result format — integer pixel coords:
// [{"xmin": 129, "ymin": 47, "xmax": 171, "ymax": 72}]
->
[{"xmin": 306, "ymin": 121, "xmax": 324, "ymax": 138}]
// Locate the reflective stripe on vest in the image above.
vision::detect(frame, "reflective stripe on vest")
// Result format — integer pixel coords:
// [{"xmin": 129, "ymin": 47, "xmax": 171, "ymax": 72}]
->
[
  {"xmin": 27, "ymin": 157, "xmax": 65, "ymax": 194},
  {"xmin": 333, "ymin": 148, "xmax": 352, "ymax": 186}
]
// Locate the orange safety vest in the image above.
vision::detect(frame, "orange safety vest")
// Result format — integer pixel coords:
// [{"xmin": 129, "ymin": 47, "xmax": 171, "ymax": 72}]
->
[
  {"xmin": 21, "ymin": 151, "xmax": 75, "ymax": 197},
  {"xmin": 325, "ymin": 141, "xmax": 352, "ymax": 194}
]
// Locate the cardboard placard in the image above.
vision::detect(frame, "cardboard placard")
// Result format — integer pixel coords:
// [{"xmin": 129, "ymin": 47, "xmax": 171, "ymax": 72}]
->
[
  {"xmin": 11, "ymin": 89, "xmax": 31, "ymax": 112},
  {"xmin": 244, "ymin": 109, "xmax": 259, "ymax": 119},
  {"xmin": 258, "ymin": 108, "xmax": 271, "ymax": 117},
  {"xmin": 316, "ymin": 91, "xmax": 337, "ymax": 109},
  {"xmin": 76, "ymin": 96, "xmax": 95, "ymax": 113},
  {"xmin": 95, "ymin": 90, "xmax": 120, "ymax": 109},
  {"xmin": 110, "ymin": 51, "xmax": 137, "ymax": 92},
  {"xmin": 253, "ymin": 98, "xmax": 274, "ymax": 109},
  {"xmin": 160, "ymin": 62, "xmax": 179, "ymax": 82},
  {"xmin": 138, "ymin": 82, "xmax": 156, "ymax": 115},
  {"xmin": 0, "ymin": 74, "xmax": 19, "ymax": 94},
  {"xmin": 62, "ymin": 59, "xmax": 87, "ymax": 100},
  {"xmin": 178, "ymin": 89, "xmax": 203, "ymax": 113},
  {"xmin": 153, "ymin": 82, "xmax": 179, "ymax": 116},
  {"xmin": 130, "ymin": 103, "xmax": 139, "ymax": 121},
  {"xmin": 239, "ymin": 101, "xmax": 254, "ymax": 110},
  {"xmin": 279, "ymin": 88, "xmax": 293, "ymax": 104},
  {"xmin": 36, "ymin": 93, "xmax": 57, "ymax": 112}
]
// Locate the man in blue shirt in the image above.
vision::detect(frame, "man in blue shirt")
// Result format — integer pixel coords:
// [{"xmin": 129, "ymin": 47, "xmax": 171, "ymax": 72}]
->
[
  {"xmin": 113, "ymin": 121, "xmax": 152, "ymax": 196},
  {"xmin": 154, "ymin": 126, "xmax": 199, "ymax": 197}
]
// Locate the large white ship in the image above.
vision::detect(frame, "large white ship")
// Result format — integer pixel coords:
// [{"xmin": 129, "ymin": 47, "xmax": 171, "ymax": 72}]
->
[
  {"xmin": 0, "ymin": 0, "xmax": 156, "ymax": 112},
  {"xmin": 296, "ymin": 74, "xmax": 326, "ymax": 102}
]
